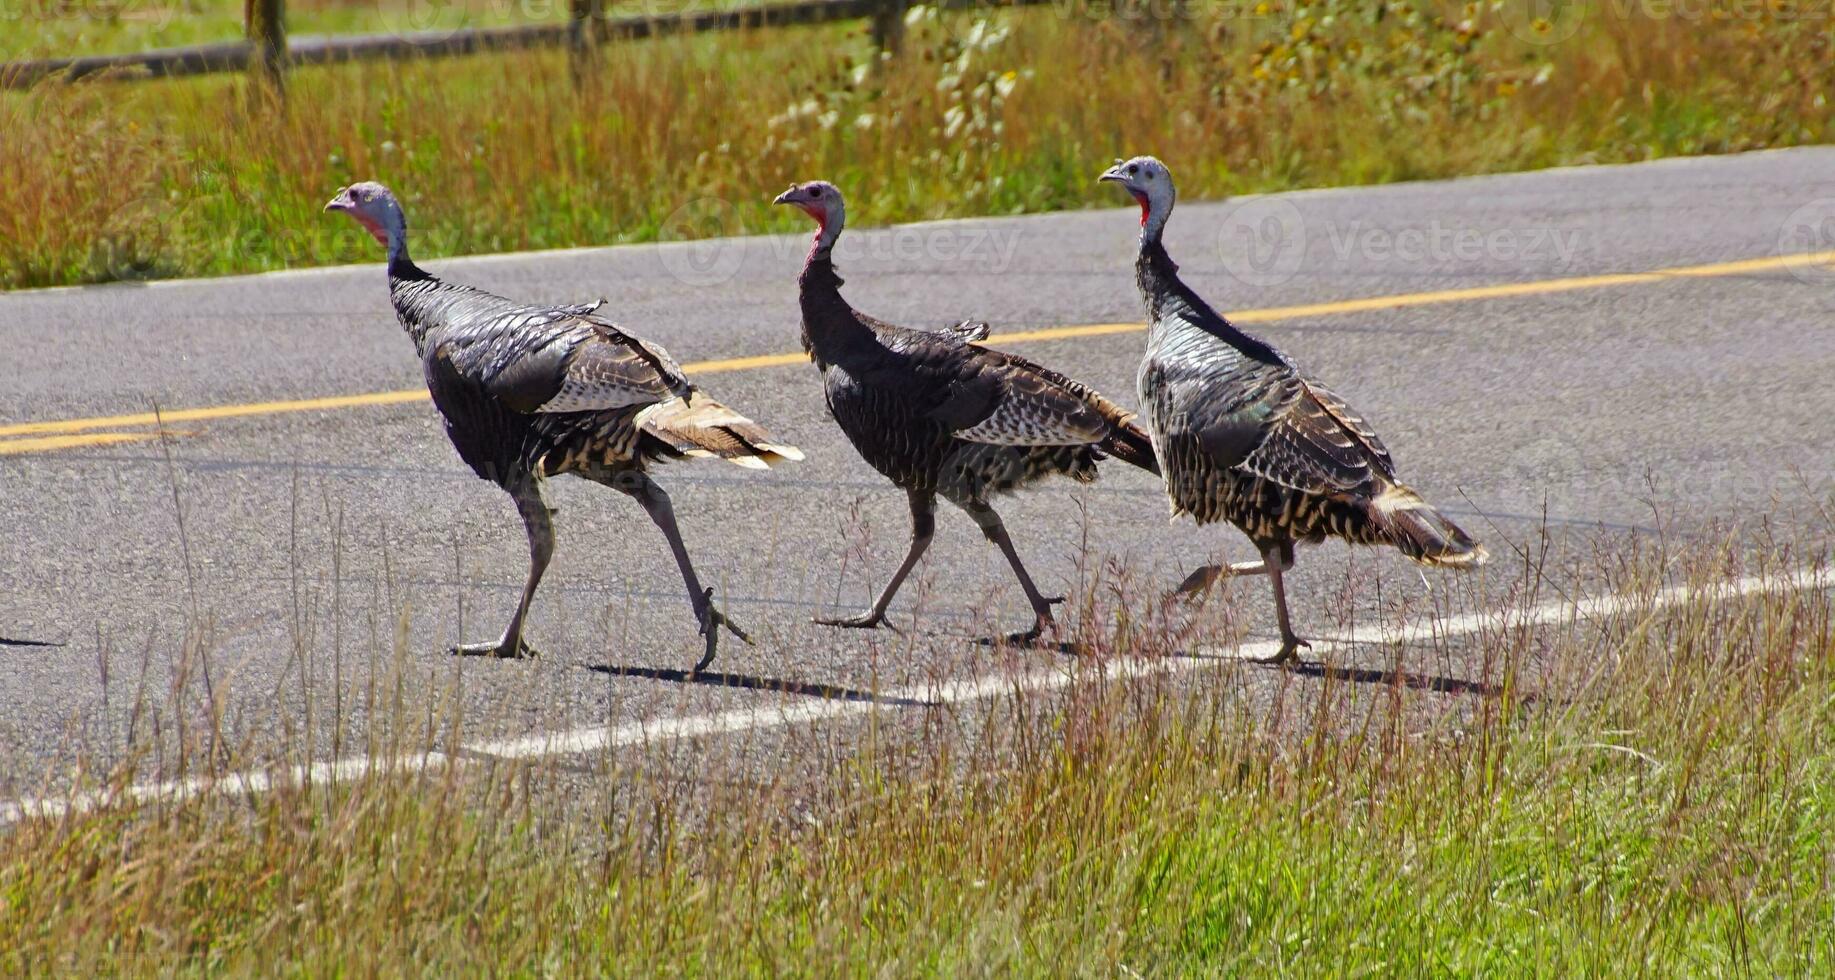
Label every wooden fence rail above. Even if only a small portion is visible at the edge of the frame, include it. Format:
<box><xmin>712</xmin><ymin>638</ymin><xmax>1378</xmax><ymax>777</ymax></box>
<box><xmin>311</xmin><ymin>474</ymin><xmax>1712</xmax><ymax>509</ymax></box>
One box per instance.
<box><xmin>0</xmin><ymin>0</ymin><xmax>1050</xmax><ymax>92</ymax></box>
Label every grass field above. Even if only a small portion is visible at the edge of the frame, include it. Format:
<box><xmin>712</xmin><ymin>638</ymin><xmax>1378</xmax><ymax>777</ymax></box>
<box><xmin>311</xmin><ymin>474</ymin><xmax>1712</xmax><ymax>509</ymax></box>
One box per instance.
<box><xmin>8</xmin><ymin>5</ymin><xmax>1834</xmax><ymax>971</ymax></box>
<box><xmin>0</xmin><ymin>527</ymin><xmax>1829</xmax><ymax>972</ymax></box>
<box><xmin>0</xmin><ymin>0</ymin><xmax>738</xmax><ymax>62</ymax></box>
<box><xmin>4</xmin><ymin>0</ymin><xmax>1833</xmax><ymax>289</ymax></box>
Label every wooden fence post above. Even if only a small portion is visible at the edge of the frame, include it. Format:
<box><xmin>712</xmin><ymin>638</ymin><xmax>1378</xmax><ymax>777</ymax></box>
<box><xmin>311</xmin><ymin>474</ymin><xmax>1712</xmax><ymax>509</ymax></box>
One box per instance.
<box><xmin>569</xmin><ymin>0</ymin><xmax>604</xmax><ymax>88</ymax></box>
<box><xmin>870</xmin><ymin>0</ymin><xmax>908</xmax><ymax>56</ymax></box>
<box><xmin>245</xmin><ymin>0</ymin><xmax>287</xmax><ymax>98</ymax></box>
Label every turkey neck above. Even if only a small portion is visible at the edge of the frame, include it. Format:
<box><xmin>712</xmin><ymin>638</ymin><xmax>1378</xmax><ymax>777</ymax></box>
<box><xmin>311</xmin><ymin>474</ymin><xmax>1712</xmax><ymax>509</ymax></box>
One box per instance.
<box><xmin>795</xmin><ymin>220</ymin><xmax>873</xmax><ymax>367</ymax></box>
<box><xmin>1135</xmin><ymin>232</ymin><xmax>1286</xmax><ymax>367</ymax></box>
<box><xmin>385</xmin><ymin>242</ymin><xmax>517</xmax><ymax>359</ymax></box>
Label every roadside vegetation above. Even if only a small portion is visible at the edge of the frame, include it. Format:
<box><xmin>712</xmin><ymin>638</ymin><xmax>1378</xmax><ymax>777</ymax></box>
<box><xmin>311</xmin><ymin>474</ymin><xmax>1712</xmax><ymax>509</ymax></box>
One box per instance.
<box><xmin>4</xmin><ymin>0</ymin><xmax>1833</xmax><ymax>289</ymax></box>
<box><xmin>0</xmin><ymin>524</ymin><xmax>1829</xmax><ymax>972</ymax></box>
<box><xmin>0</xmin><ymin>0</ymin><xmax>779</xmax><ymax>62</ymax></box>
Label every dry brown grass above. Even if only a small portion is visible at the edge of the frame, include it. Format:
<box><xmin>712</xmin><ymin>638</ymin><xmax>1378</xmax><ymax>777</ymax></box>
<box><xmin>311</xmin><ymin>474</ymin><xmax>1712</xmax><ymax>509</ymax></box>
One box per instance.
<box><xmin>2</xmin><ymin>1</ymin><xmax>1831</xmax><ymax>289</ymax></box>
<box><xmin>0</xmin><ymin>514</ymin><xmax>1830</xmax><ymax>972</ymax></box>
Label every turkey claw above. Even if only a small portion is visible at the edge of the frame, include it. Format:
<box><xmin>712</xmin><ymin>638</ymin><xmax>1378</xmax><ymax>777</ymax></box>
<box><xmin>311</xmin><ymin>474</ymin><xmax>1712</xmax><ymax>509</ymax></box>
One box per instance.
<box><xmin>692</xmin><ymin>587</ymin><xmax>751</xmax><ymax>674</ymax></box>
<box><xmin>1252</xmin><ymin>636</ymin><xmax>1310</xmax><ymax>667</ymax></box>
<box><xmin>995</xmin><ymin>608</ymin><xmax>1061</xmax><ymax>647</ymax></box>
<box><xmin>452</xmin><ymin>637</ymin><xmax>538</xmax><ymax>660</ymax></box>
<box><xmin>813</xmin><ymin>611</ymin><xmax>901</xmax><ymax>633</ymax></box>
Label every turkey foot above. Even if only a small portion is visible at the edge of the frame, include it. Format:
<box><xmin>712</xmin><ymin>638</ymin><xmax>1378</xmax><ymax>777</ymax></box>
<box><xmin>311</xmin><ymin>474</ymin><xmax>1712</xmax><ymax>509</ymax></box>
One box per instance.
<box><xmin>814</xmin><ymin>611</ymin><xmax>891</xmax><ymax>630</ymax></box>
<box><xmin>452</xmin><ymin>637</ymin><xmax>538</xmax><ymax>660</ymax></box>
<box><xmin>1171</xmin><ymin>560</ymin><xmax>1268</xmax><ymax>601</ymax></box>
<box><xmin>692</xmin><ymin>587</ymin><xmax>752</xmax><ymax>674</ymax></box>
<box><xmin>994</xmin><ymin>596</ymin><xmax>1065</xmax><ymax>646</ymax></box>
<box><xmin>1251</xmin><ymin>636</ymin><xmax>1309</xmax><ymax>667</ymax></box>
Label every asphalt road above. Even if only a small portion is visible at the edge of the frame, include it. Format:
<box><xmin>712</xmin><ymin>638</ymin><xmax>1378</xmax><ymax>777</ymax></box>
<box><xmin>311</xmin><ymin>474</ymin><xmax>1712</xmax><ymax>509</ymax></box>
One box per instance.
<box><xmin>2</xmin><ymin>148</ymin><xmax>1833</xmax><ymax>803</ymax></box>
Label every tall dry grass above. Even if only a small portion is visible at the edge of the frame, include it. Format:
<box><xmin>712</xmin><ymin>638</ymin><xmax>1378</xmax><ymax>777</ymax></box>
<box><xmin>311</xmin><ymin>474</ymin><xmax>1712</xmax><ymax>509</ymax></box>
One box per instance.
<box><xmin>3</xmin><ymin>1</ymin><xmax>1831</xmax><ymax>289</ymax></box>
<box><xmin>0</xmin><ymin>514</ymin><xmax>1829</xmax><ymax>972</ymax></box>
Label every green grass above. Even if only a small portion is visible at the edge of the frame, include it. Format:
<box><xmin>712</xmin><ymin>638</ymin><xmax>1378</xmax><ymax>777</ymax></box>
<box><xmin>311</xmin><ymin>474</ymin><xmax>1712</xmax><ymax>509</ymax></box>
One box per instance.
<box><xmin>0</xmin><ymin>0</ymin><xmax>757</xmax><ymax>61</ymax></box>
<box><xmin>1</xmin><ymin>533</ymin><xmax>1830</xmax><ymax>973</ymax></box>
<box><xmin>3</xmin><ymin>1</ymin><xmax>1831</xmax><ymax>290</ymax></box>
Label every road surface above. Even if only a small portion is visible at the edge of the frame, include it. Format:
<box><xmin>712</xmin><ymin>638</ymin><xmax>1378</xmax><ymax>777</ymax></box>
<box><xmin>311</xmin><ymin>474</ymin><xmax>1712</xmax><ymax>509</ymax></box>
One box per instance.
<box><xmin>2</xmin><ymin>148</ymin><xmax>1832</xmax><ymax>806</ymax></box>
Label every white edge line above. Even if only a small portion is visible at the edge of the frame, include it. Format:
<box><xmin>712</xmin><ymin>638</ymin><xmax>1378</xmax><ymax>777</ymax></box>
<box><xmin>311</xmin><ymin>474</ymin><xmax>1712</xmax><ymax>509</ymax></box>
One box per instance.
<box><xmin>1</xmin><ymin>568</ymin><xmax>1824</xmax><ymax>824</ymax></box>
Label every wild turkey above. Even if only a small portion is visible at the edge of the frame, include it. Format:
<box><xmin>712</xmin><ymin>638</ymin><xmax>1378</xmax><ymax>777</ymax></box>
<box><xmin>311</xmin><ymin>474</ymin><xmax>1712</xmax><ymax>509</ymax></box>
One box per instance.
<box><xmin>324</xmin><ymin>181</ymin><xmax>801</xmax><ymax>671</ymax></box>
<box><xmin>773</xmin><ymin>181</ymin><xmax>1158</xmax><ymax>641</ymax></box>
<box><xmin>1099</xmin><ymin>157</ymin><xmax>1486</xmax><ymax>664</ymax></box>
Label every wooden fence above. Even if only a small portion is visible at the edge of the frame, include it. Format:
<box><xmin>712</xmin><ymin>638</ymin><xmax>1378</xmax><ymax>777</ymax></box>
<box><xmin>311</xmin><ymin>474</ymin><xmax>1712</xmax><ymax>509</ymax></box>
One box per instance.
<box><xmin>0</xmin><ymin>0</ymin><xmax>1049</xmax><ymax>93</ymax></box>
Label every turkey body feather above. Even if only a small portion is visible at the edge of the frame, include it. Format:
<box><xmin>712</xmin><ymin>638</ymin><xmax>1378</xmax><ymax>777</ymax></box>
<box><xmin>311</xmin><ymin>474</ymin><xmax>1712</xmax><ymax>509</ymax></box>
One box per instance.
<box><xmin>324</xmin><ymin>178</ymin><xmax>795</xmax><ymax>670</ymax></box>
<box><xmin>394</xmin><ymin>272</ymin><xmax>795</xmax><ymax>486</ymax></box>
<box><xmin>1136</xmin><ymin>241</ymin><xmax>1477</xmax><ymax>566</ymax></box>
<box><xmin>779</xmin><ymin>184</ymin><xmax>1158</xmax><ymax>642</ymax></box>
<box><xmin>1099</xmin><ymin>154</ymin><xmax>1483</xmax><ymax>665</ymax></box>
<box><xmin>800</xmin><ymin>259</ymin><xmax>1156</xmax><ymax>504</ymax></box>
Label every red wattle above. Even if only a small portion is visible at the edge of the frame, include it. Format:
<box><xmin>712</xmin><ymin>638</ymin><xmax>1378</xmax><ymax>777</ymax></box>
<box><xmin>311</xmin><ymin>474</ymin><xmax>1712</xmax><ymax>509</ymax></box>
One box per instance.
<box><xmin>1130</xmin><ymin>190</ymin><xmax>1150</xmax><ymax>227</ymax></box>
<box><xmin>803</xmin><ymin>204</ymin><xmax>832</xmax><ymax>262</ymax></box>
<box><xmin>804</xmin><ymin>205</ymin><xmax>831</xmax><ymax>254</ymax></box>
<box><xmin>355</xmin><ymin>213</ymin><xmax>389</xmax><ymax>247</ymax></box>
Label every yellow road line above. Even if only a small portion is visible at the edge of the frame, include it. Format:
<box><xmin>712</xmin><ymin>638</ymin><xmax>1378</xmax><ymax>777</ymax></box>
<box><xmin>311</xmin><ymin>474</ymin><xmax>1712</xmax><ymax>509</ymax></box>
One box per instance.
<box><xmin>684</xmin><ymin>351</ymin><xmax>810</xmax><ymax>374</ymax></box>
<box><xmin>0</xmin><ymin>432</ymin><xmax>167</xmax><ymax>455</ymax></box>
<box><xmin>0</xmin><ymin>358</ymin><xmax>808</xmax><ymax>440</ymax></box>
<box><xmin>0</xmin><ymin>391</ymin><xmax>430</xmax><ymax>439</ymax></box>
<box><xmin>988</xmin><ymin>249</ymin><xmax>1835</xmax><ymax>342</ymax></box>
<box><xmin>4</xmin><ymin>248</ymin><xmax>1829</xmax><ymax>445</ymax></box>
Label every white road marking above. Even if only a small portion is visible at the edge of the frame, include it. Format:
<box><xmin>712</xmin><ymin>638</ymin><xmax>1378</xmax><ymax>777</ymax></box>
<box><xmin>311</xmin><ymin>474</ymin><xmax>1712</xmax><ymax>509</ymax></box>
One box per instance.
<box><xmin>1</xmin><ymin>568</ymin><xmax>1824</xmax><ymax>823</ymax></box>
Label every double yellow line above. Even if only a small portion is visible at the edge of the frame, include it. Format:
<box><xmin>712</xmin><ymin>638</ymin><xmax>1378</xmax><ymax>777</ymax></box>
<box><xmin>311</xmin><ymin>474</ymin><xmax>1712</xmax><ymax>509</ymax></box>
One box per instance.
<box><xmin>4</xmin><ymin>249</ymin><xmax>1830</xmax><ymax>457</ymax></box>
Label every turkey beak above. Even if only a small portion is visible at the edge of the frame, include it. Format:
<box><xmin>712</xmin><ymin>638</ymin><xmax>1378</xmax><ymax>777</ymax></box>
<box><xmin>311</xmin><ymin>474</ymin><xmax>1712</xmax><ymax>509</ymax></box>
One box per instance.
<box><xmin>1098</xmin><ymin>167</ymin><xmax>1126</xmax><ymax>185</ymax></box>
<box><xmin>324</xmin><ymin>190</ymin><xmax>351</xmax><ymax>213</ymax></box>
<box><xmin>771</xmin><ymin>189</ymin><xmax>796</xmax><ymax>206</ymax></box>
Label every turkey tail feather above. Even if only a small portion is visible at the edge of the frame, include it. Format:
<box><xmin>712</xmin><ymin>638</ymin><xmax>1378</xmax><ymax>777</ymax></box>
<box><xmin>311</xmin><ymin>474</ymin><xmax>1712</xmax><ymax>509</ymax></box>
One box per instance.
<box><xmin>1104</xmin><ymin>419</ymin><xmax>1160</xmax><ymax>477</ymax></box>
<box><xmin>1367</xmin><ymin>484</ymin><xmax>1486</xmax><ymax>568</ymax></box>
<box><xmin>638</xmin><ymin>392</ymin><xmax>804</xmax><ymax>469</ymax></box>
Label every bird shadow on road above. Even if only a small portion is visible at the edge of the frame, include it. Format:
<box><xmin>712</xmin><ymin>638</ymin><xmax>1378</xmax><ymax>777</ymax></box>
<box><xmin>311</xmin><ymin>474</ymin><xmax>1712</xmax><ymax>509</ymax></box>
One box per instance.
<box><xmin>1172</xmin><ymin>643</ymin><xmax>1504</xmax><ymax>697</ymax></box>
<box><xmin>962</xmin><ymin>632</ymin><xmax>1502</xmax><ymax>695</ymax></box>
<box><xmin>1280</xmin><ymin>660</ymin><xmax>1504</xmax><ymax>697</ymax></box>
<box><xmin>587</xmin><ymin>664</ymin><xmax>941</xmax><ymax>708</ymax></box>
<box><xmin>971</xmin><ymin>635</ymin><xmax>1083</xmax><ymax>656</ymax></box>
<box><xmin>0</xmin><ymin>637</ymin><xmax>64</xmax><ymax>649</ymax></box>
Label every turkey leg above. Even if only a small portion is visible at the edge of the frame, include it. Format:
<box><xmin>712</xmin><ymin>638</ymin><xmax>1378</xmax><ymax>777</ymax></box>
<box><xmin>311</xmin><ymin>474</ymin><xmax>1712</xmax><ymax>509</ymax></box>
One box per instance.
<box><xmin>454</xmin><ymin>478</ymin><xmax>551</xmax><ymax>660</ymax></box>
<box><xmin>816</xmin><ymin>489</ymin><xmax>934</xmax><ymax>630</ymax></box>
<box><xmin>618</xmin><ymin>472</ymin><xmax>751</xmax><ymax>673</ymax></box>
<box><xmin>1253</xmin><ymin>542</ymin><xmax>1310</xmax><ymax>666</ymax></box>
<box><xmin>962</xmin><ymin>499</ymin><xmax>1064</xmax><ymax>644</ymax></box>
<box><xmin>1172</xmin><ymin>558</ymin><xmax>1271</xmax><ymax>600</ymax></box>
